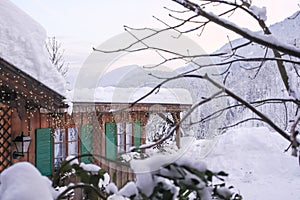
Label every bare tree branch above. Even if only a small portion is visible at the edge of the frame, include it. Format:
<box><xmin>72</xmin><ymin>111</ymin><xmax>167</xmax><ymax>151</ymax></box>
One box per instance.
<box><xmin>219</xmin><ymin>117</ymin><xmax>263</xmax><ymax>130</ymax></box>
<box><xmin>171</xmin><ymin>0</ymin><xmax>300</xmax><ymax>58</ymax></box>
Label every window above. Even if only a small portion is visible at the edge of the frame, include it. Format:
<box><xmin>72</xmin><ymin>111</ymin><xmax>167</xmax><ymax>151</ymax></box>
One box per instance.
<box><xmin>54</xmin><ymin>128</ymin><xmax>79</xmax><ymax>169</ymax></box>
<box><xmin>125</xmin><ymin>122</ymin><xmax>133</xmax><ymax>151</ymax></box>
<box><xmin>117</xmin><ymin>122</ymin><xmax>133</xmax><ymax>153</ymax></box>
<box><xmin>68</xmin><ymin>127</ymin><xmax>78</xmax><ymax>156</ymax></box>
<box><xmin>117</xmin><ymin>122</ymin><xmax>125</xmax><ymax>153</ymax></box>
<box><xmin>105</xmin><ymin>121</ymin><xmax>141</xmax><ymax>160</ymax></box>
<box><xmin>36</xmin><ymin>126</ymin><xmax>89</xmax><ymax>175</ymax></box>
<box><xmin>54</xmin><ymin>129</ymin><xmax>65</xmax><ymax>169</ymax></box>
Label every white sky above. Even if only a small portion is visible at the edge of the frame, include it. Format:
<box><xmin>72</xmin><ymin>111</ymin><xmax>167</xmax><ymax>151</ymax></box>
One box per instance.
<box><xmin>9</xmin><ymin>0</ymin><xmax>300</xmax><ymax>82</ymax></box>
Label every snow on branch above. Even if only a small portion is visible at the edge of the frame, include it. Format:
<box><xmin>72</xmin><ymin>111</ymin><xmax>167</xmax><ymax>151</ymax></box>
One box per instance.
<box><xmin>249</xmin><ymin>5</ymin><xmax>267</xmax><ymax>21</ymax></box>
<box><xmin>171</xmin><ymin>0</ymin><xmax>300</xmax><ymax>58</ymax></box>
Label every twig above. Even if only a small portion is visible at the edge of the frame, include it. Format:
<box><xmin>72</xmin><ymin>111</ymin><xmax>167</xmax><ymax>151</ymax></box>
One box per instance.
<box><xmin>219</xmin><ymin>117</ymin><xmax>263</xmax><ymax>130</ymax></box>
<box><xmin>130</xmin><ymin>90</ymin><xmax>223</xmax><ymax>151</ymax></box>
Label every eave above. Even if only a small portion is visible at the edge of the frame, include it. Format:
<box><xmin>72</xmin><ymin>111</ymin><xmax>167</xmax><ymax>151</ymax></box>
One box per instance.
<box><xmin>0</xmin><ymin>57</ymin><xmax>66</xmax><ymax>111</ymax></box>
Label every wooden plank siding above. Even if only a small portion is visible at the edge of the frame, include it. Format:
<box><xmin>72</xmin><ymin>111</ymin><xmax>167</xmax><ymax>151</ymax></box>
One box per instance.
<box><xmin>1</xmin><ymin>51</ymin><xmax>191</xmax><ymax>189</ymax></box>
<box><xmin>0</xmin><ymin>57</ymin><xmax>68</xmax><ymax>174</ymax></box>
<box><xmin>71</xmin><ymin>102</ymin><xmax>191</xmax><ymax>187</ymax></box>
<box><xmin>1</xmin><ymin>100</ymin><xmax>190</xmax><ymax>186</ymax></box>
<box><xmin>0</xmin><ymin>100</ymin><xmax>68</xmax><ymax>171</ymax></box>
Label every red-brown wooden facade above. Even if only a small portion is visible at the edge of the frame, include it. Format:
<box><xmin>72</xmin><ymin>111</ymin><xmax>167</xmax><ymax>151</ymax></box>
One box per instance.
<box><xmin>0</xmin><ymin>58</ymin><xmax>66</xmax><ymax>172</ymax></box>
<box><xmin>0</xmin><ymin>57</ymin><xmax>191</xmax><ymax>188</ymax></box>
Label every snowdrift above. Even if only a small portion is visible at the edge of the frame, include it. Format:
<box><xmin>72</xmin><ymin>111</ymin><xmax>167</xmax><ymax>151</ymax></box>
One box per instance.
<box><xmin>185</xmin><ymin>127</ymin><xmax>300</xmax><ymax>199</ymax></box>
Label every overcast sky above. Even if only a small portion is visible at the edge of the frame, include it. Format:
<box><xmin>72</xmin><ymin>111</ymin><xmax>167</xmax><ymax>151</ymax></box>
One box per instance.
<box><xmin>9</xmin><ymin>0</ymin><xmax>300</xmax><ymax>83</ymax></box>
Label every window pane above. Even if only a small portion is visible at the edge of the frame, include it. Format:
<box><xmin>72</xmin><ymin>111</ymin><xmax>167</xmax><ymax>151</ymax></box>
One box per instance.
<box><xmin>54</xmin><ymin>129</ymin><xmax>65</xmax><ymax>170</ymax></box>
<box><xmin>117</xmin><ymin>123</ymin><xmax>125</xmax><ymax>153</ymax></box>
<box><xmin>54</xmin><ymin>129</ymin><xmax>64</xmax><ymax>142</ymax></box>
<box><xmin>68</xmin><ymin>127</ymin><xmax>78</xmax><ymax>156</ymax></box>
<box><xmin>117</xmin><ymin>122</ymin><xmax>125</xmax><ymax>134</ymax></box>
<box><xmin>126</xmin><ymin>122</ymin><xmax>133</xmax><ymax>151</ymax></box>
<box><xmin>54</xmin><ymin>129</ymin><xmax>65</xmax><ymax>157</ymax></box>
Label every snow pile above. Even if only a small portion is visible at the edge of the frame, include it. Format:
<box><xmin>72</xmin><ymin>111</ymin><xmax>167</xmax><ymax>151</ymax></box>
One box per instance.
<box><xmin>185</xmin><ymin>127</ymin><xmax>300</xmax><ymax>199</ymax></box>
<box><xmin>0</xmin><ymin>162</ymin><xmax>53</xmax><ymax>200</ymax></box>
<box><xmin>118</xmin><ymin>182</ymin><xmax>139</xmax><ymax>198</ymax></box>
<box><xmin>127</xmin><ymin>155</ymin><xmax>213</xmax><ymax>199</ymax></box>
<box><xmin>0</xmin><ymin>0</ymin><xmax>65</xmax><ymax>95</ymax></box>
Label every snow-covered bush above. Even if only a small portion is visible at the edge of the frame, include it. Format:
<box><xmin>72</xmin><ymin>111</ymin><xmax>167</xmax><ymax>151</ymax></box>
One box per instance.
<box><xmin>0</xmin><ymin>157</ymin><xmax>241</xmax><ymax>200</ymax></box>
<box><xmin>55</xmin><ymin>156</ymin><xmax>242</xmax><ymax>199</ymax></box>
<box><xmin>114</xmin><ymin>157</ymin><xmax>242</xmax><ymax>200</ymax></box>
<box><xmin>52</xmin><ymin>156</ymin><xmax>109</xmax><ymax>200</ymax></box>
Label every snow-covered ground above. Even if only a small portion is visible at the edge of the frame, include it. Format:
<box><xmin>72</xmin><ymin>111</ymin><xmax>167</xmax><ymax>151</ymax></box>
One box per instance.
<box><xmin>1</xmin><ymin>127</ymin><xmax>299</xmax><ymax>199</ymax></box>
<box><xmin>184</xmin><ymin>127</ymin><xmax>300</xmax><ymax>199</ymax></box>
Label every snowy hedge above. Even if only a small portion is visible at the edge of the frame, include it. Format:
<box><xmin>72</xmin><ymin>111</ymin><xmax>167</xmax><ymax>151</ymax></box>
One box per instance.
<box><xmin>0</xmin><ymin>157</ymin><xmax>242</xmax><ymax>200</ymax></box>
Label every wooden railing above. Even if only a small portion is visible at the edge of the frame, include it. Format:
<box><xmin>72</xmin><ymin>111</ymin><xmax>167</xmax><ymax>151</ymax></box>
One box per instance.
<box><xmin>94</xmin><ymin>157</ymin><xmax>134</xmax><ymax>188</ymax></box>
<box><xmin>53</xmin><ymin>154</ymin><xmax>136</xmax><ymax>199</ymax></box>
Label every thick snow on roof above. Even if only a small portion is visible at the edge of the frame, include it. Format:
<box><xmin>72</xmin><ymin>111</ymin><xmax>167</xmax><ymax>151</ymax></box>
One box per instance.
<box><xmin>71</xmin><ymin>86</ymin><xmax>193</xmax><ymax>105</ymax></box>
<box><xmin>0</xmin><ymin>0</ymin><xmax>65</xmax><ymax>95</ymax></box>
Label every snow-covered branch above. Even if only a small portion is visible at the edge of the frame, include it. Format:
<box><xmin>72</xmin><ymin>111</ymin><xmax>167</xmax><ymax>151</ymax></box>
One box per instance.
<box><xmin>171</xmin><ymin>0</ymin><xmax>300</xmax><ymax>58</ymax></box>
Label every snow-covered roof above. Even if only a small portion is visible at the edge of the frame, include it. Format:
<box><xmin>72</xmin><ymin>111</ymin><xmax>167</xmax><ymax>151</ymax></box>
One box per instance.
<box><xmin>70</xmin><ymin>86</ymin><xmax>193</xmax><ymax>105</ymax></box>
<box><xmin>0</xmin><ymin>0</ymin><xmax>65</xmax><ymax>96</ymax></box>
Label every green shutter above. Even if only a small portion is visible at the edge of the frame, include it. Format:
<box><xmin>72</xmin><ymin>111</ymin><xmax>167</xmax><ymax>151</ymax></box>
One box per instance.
<box><xmin>36</xmin><ymin>128</ymin><xmax>53</xmax><ymax>176</ymax></box>
<box><xmin>134</xmin><ymin>120</ymin><xmax>142</xmax><ymax>148</ymax></box>
<box><xmin>80</xmin><ymin>125</ymin><xmax>93</xmax><ymax>164</ymax></box>
<box><xmin>105</xmin><ymin>122</ymin><xmax>116</xmax><ymax>160</ymax></box>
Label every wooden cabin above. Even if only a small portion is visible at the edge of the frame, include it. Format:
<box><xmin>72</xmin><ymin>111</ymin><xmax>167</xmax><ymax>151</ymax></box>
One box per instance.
<box><xmin>0</xmin><ymin>57</ymin><xmax>192</xmax><ymax>185</ymax></box>
<box><xmin>70</xmin><ymin>87</ymin><xmax>192</xmax><ymax>186</ymax></box>
<box><xmin>71</xmin><ymin>102</ymin><xmax>191</xmax><ymax>159</ymax></box>
<box><xmin>0</xmin><ymin>59</ymin><xmax>192</xmax><ymax>189</ymax></box>
<box><xmin>0</xmin><ymin>0</ymin><xmax>193</xmax><ymax>190</ymax></box>
<box><xmin>0</xmin><ymin>57</ymin><xmax>66</xmax><ymax>174</ymax></box>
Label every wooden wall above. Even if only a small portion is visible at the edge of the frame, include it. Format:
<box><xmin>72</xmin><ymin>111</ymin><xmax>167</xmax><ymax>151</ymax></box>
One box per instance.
<box><xmin>0</xmin><ymin>102</ymin><xmax>68</xmax><ymax>171</ymax></box>
<box><xmin>1</xmin><ymin>101</ymin><xmax>189</xmax><ymax>187</ymax></box>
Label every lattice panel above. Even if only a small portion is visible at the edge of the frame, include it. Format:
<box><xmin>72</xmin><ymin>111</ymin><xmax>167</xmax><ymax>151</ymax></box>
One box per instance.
<box><xmin>0</xmin><ymin>105</ymin><xmax>12</xmax><ymax>172</ymax></box>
